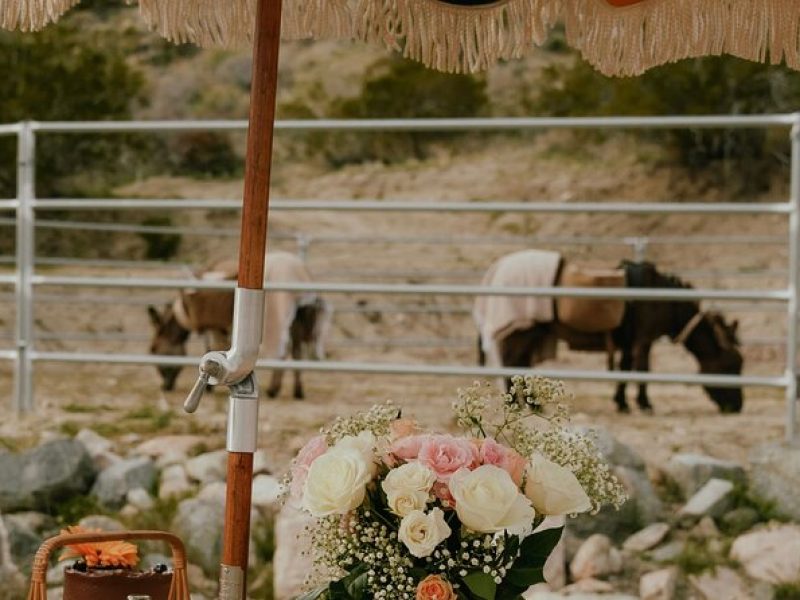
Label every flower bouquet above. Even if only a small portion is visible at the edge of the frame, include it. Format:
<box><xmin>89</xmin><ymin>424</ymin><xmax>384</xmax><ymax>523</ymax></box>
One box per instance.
<box><xmin>289</xmin><ymin>376</ymin><xmax>626</xmax><ymax>600</ymax></box>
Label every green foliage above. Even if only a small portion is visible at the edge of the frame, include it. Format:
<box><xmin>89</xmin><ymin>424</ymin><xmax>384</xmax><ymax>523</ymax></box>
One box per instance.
<box><xmin>122</xmin><ymin>494</ymin><xmax>187</xmax><ymax>532</ymax></box>
<box><xmin>775</xmin><ymin>582</ymin><xmax>800</xmax><ymax>600</ymax></box>
<box><xmin>0</xmin><ymin>22</ymin><xmax>149</xmax><ymax>198</ymax></box>
<box><xmin>532</xmin><ymin>55</ymin><xmax>800</xmax><ymax>195</ymax></box>
<box><xmin>53</xmin><ymin>494</ymin><xmax>106</xmax><ymax>525</ymax></box>
<box><xmin>324</xmin><ymin>58</ymin><xmax>489</xmax><ymax>165</ymax></box>
<box><xmin>169</xmin><ymin>131</ymin><xmax>241</xmax><ymax>177</ymax></box>
<box><xmin>139</xmin><ymin>215</ymin><xmax>182</xmax><ymax>260</ymax></box>
<box><xmin>668</xmin><ymin>539</ymin><xmax>728</xmax><ymax>575</ymax></box>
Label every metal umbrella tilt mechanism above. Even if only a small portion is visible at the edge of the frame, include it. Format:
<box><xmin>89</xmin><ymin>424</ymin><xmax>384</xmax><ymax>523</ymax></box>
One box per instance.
<box><xmin>3</xmin><ymin>0</ymin><xmax>800</xmax><ymax>598</ymax></box>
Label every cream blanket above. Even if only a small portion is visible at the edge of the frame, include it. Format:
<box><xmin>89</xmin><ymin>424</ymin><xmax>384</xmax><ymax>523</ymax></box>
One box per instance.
<box><xmin>176</xmin><ymin>252</ymin><xmax>326</xmax><ymax>359</ymax></box>
<box><xmin>473</xmin><ymin>249</ymin><xmax>561</xmax><ymax>366</ymax></box>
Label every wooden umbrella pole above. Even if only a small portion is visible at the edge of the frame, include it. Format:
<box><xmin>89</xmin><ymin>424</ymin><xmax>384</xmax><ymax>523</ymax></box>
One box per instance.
<box><xmin>221</xmin><ymin>0</ymin><xmax>282</xmax><ymax>597</ymax></box>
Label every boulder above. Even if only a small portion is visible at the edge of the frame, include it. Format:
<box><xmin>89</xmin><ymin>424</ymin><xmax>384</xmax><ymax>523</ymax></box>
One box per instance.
<box><xmin>251</xmin><ymin>475</ymin><xmax>283</xmax><ymax>512</ymax></box>
<box><xmin>690</xmin><ymin>516</ymin><xmax>720</xmax><ymax>539</ymax></box>
<box><xmin>4</xmin><ymin>513</ymin><xmax>41</xmax><ymax>572</ymax></box>
<box><xmin>0</xmin><ymin>440</ymin><xmax>96</xmax><ymax>512</ymax></box>
<box><xmin>679</xmin><ymin>478</ymin><xmax>734</xmax><ymax>519</ymax></box>
<box><xmin>185</xmin><ymin>450</ymin><xmax>227</xmax><ymax>485</ymax></box>
<box><xmin>570</xmin><ymin>534</ymin><xmax>622</xmax><ymax>581</ymax></box>
<box><xmin>648</xmin><ymin>540</ymin><xmax>685</xmax><ymax>563</ymax></box>
<box><xmin>253</xmin><ymin>449</ymin><xmax>273</xmax><ymax>476</ymax></box>
<box><xmin>159</xmin><ymin>464</ymin><xmax>193</xmax><ymax>500</ymax></box>
<box><xmin>689</xmin><ymin>567</ymin><xmax>750</xmax><ymax>600</ymax></box>
<box><xmin>639</xmin><ymin>567</ymin><xmax>677</xmax><ymax>600</ymax></box>
<box><xmin>126</xmin><ymin>487</ymin><xmax>155</xmax><ymax>511</ymax></box>
<box><xmin>75</xmin><ymin>429</ymin><xmax>120</xmax><ymax>470</ymax></box>
<box><xmin>78</xmin><ymin>515</ymin><xmax>125</xmax><ymax>531</ymax></box>
<box><xmin>623</xmin><ymin>523</ymin><xmax>670</xmax><ymax>553</ymax></box>
<box><xmin>560</xmin><ymin>578</ymin><xmax>614</xmax><ymax>594</ymax></box>
<box><xmin>665</xmin><ymin>454</ymin><xmax>745</xmax><ymax>498</ymax></box>
<box><xmin>92</xmin><ymin>456</ymin><xmax>157</xmax><ymax>509</ymax></box>
<box><xmin>748</xmin><ymin>442</ymin><xmax>800</xmax><ymax>521</ymax></box>
<box><xmin>577</xmin><ymin>427</ymin><xmax>645</xmax><ymax>470</ymax></box>
<box><xmin>135</xmin><ymin>435</ymin><xmax>206</xmax><ymax>460</ymax></box>
<box><xmin>730</xmin><ymin>524</ymin><xmax>800</xmax><ymax>585</ymax></box>
<box><xmin>273</xmin><ymin>503</ymin><xmax>315</xmax><ymax>599</ymax></box>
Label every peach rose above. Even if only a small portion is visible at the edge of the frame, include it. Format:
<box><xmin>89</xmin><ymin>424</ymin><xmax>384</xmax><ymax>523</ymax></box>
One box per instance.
<box><xmin>418</xmin><ymin>435</ymin><xmax>479</xmax><ymax>482</ymax></box>
<box><xmin>290</xmin><ymin>435</ymin><xmax>328</xmax><ymax>501</ymax></box>
<box><xmin>479</xmin><ymin>438</ymin><xmax>526</xmax><ymax>486</ymax></box>
<box><xmin>390</xmin><ymin>418</ymin><xmax>420</xmax><ymax>440</ymax></box>
<box><xmin>416</xmin><ymin>575</ymin><xmax>456</xmax><ymax>600</ymax></box>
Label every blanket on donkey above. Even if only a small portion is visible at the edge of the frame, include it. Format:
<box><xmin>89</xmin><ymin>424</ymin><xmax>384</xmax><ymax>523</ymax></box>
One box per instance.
<box><xmin>175</xmin><ymin>252</ymin><xmax>320</xmax><ymax>358</ymax></box>
<box><xmin>473</xmin><ymin>249</ymin><xmax>561</xmax><ymax>366</ymax></box>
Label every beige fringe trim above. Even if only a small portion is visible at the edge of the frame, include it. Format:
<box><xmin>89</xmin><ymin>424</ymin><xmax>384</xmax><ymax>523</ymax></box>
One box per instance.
<box><xmin>355</xmin><ymin>0</ymin><xmax>557</xmax><ymax>73</ymax></box>
<box><xmin>564</xmin><ymin>0</ymin><xmax>800</xmax><ymax>76</ymax></box>
<box><xmin>2</xmin><ymin>0</ymin><xmax>800</xmax><ymax>75</ymax></box>
<box><xmin>0</xmin><ymin>0</ymin><xmax>79</xmax><ymax>31</ymax></box>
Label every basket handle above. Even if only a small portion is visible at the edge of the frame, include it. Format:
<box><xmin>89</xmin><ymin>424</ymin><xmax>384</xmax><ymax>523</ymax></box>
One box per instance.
<box><xmin>27</xmin><ymin>530</ymin><xmax>191</xmax><ymax>600</ymax></box>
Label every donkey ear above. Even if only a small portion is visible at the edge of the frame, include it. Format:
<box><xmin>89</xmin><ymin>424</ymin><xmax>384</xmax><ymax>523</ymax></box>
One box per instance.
<box><xmin>731</xmin><ymin>319</ymin><xmax>739</xmax><ymax>334</ymax></box>
<box><xmin>147</xmin><ymin>306</ymin><xmax>162</xmax><ymax>327</ymax></box>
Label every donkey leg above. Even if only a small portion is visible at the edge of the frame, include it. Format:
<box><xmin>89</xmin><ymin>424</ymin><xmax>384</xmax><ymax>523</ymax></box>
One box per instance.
<box><xmin>633</xmin><ymin>342</ymin><xmax>654</xmax><ymax>413</ymax></box>
<box><xmin>267</xmin><ymin>369</ymin><xmax>283</xmax><ymax>398</ymax></box>
<box><xmin>614</xmin><ymin>349</ymin><xmax>632</xmax><ymax>413</ymax></box>
<box><xmin>292</xmin><ymin>343</ymin><xmax>304</xmax><ymax>400</ymax></box>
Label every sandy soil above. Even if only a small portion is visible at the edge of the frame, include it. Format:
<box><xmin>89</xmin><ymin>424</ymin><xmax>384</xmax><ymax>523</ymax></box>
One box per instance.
<box><xmin>0</xmin><ymin>133</ymin><xmax>793</xmax><ymax>474</ymax></box>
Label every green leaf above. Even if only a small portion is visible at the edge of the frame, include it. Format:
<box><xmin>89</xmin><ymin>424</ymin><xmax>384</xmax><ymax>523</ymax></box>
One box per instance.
<box><xmin>505</xmin><ymin>566</ymin><xmax>545</xmax><ymax>588</ymax></box>
<box><xmin>514</xmin><ymin>526</ymin><xmax>564</xmax><ymax>569</ymax></box>
<box><xmin>295</xmin><ymin>586</ymin><xmax>328</xmax><ymax>600</ymax></box>
<box><xmin>462</xmin><ymin>571</ymin><xmax>497</xmax><ymax>600</ymax></box>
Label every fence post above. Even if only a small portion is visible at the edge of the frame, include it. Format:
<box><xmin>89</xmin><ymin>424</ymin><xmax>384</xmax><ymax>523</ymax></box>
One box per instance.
<box><xmin>786</xmin><ymin>115</ymin><xmax>800</xmax><ymax>444</ymax></box>
<box><xmin>13</xmin><ymin>122</ymin><xmax>35</xmax><ymax>413</ymax></box>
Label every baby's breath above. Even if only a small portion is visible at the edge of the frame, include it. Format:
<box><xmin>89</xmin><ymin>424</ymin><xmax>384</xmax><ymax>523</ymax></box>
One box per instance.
<box><xmin>322</xmin><ymin>401</ymin><xmax>401</xmax><ymax>444</ymax></box>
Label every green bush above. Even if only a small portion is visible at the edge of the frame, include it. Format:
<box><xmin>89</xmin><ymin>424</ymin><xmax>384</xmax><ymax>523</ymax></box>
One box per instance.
<box><xmin>0</xmin><ymin>22</ymin><xmax>150</xmax><ymax>199</ymax></box>
<box><xmin>139</xmin><ymin>216</ymin><xmax>183</xmax><ymax>260</ymax></box>
<box><xmin>170</xmin><ymin>131</ymin><xmax>241</xmax><ymax>177</ymax></box>
<box><xmin>531</xmin><ymin>55</ymin><xmax>800</xmax><ymax>195</ymax></box>
<box><xmin>325</xmin><ymin>57</ymin><xmax>489</xmax><ymax>165</ymax></box>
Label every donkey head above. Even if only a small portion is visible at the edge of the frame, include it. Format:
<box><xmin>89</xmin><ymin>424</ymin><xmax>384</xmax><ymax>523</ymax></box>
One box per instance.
<box><xmin>147</xmin><ymin>303</ymin><xmax>190</xmax><ymax>391</ymax></box>
<box><xmin>696</xmin><ymin>312</ymin><xmax>743</xmax><ymax>413</ymax></box>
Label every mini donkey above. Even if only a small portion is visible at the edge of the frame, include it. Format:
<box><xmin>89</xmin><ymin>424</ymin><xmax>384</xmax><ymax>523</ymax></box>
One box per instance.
<box><xmin>148</xmin><ymin>252</ymin><xmax>329</xmax><ymax>398</ymax></box>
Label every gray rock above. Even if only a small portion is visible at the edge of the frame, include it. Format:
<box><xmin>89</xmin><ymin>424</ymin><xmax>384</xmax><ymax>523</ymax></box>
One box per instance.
<box><xmin>570</xmin><ymin>534</ymin><xmax>623</xmax><ymax>580</ymax></box>
<box><xmin>730</xmin><ymin>524</ymin><xmax>800</xmax><ymax>585</ymax></box>
<box><xmin>251</xmin><ymin>474</ymin><xmax>283</xmax><ymax>512</ymax></box>
<box><xmin>649</xmin><ymin>540</ymin><xmax>685</xmax><ymax>563</ymax></box>
<box><xmin>679</xmin><ymin>478</ymin><xmax>734</xmax><ymax>519</ymax></box>
<box><xmin>721</xmin><ymin>507</ymin><xmax>759</xmax><ymax>535</ymax></box>
<box><xmin>665</xmin><ymin>454</ymin><xmax>745</xmax><ymax>498</ymax></box>
<box><xmin>640</xmin><ymin>567</ymin><xmax>678</xmax><ymax>600</ymax></box>
<box><xmin>576</xmin><ymin>427</ymin><xmax>645</xmax><ymax>470</ymax></box>
<box><xmin>47</xmin><ymin>562</ymin><xmax>65</xmax><ymax>585</ymax></box>
<box><xmin>172</xmin><ymin>497</ymin><xmax>224</xmax><ymax>575</ymax></box>
<box><xmin>75</xmin><ymin>429</ymin><xmax>120</xmax><ymax>470</ymax></box>
<box><xmin>0</xmin><ymin>440</ymin><xmax>96</xmax><ymax>512</ymax></box>
<box><xmin>5</xmin><ymin>511</ymin><xmax>54</xmax><ymax>535</ymax></box>
<box><xmin>78</xmin><ymin>515</ymin><xmax>125</xmax><ymax>531</ymax></box>
<box><xmin>159</xmin><ymin>464</ymin><xmax>193</xmax><ymax>500</ymax></box>
<box><xmin>126</xmin><ymin>487</ymin><xmax>155</xmax><ymax>511</ymax></box>
<box><xmin>623</xmin><ymin>523</ymin><xmax>670</xmax><ymax>553</ymax></box>
<box><xmin>92</xmin><ymin>456</ymin><xmax>157</xmax><ymax>509</ymax></box>
<box><xmin>185</xmin><ymin>450</ymin><xmax>227</xmax><ymax>485</ymax></box>
<box><xmin>135</xmin><ymin>435</ymin><xmax>206</xmax><ymax>459</ymax></box>
<box><xmin>749</xmin><ymin>442</ymin><xmax>800</xmax><ymax>521</ymax></box>
<box><xmin>4</xmin><ymin>513</ymin><xmax>41</xmax><ymax>572</ymax></box>
<box><xmin>0</xmin><ymin>510</ymin><xmax>25</xmax><ymax>597</ymax></box>
<box><xmin>690</xmin><ymin>567</ymin><xmax>750</xmax><ymax>600</ymax></box>
<box><xmin>273</xmin><ymin>503</ymin><xmax>316</xmax><ymax>600</ymax></box>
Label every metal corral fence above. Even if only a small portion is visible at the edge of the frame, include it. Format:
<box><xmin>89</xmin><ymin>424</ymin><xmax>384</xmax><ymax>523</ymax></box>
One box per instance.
<box><xmin>0</xmin><ymin>116</ymin><xmax>798</xmax><ymax>442</ymax></box>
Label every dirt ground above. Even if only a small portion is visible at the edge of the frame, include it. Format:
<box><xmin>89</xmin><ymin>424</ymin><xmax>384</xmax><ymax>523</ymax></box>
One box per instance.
<box><xmin>0</xmin><ymin>132</ymin><xmax>794</xmax><ymax>474</ymax></box>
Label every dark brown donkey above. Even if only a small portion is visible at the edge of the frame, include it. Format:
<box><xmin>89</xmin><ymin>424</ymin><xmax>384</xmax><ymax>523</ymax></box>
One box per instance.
<box><xmin>480</xmin><ymin>260</ymin><xmax>744</xmax><ymax>414</ymax></box>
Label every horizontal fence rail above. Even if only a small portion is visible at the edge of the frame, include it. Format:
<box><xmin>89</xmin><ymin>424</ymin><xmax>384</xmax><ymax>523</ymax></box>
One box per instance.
<box><xmin>26</xmin><ymin>351</ymin><xmax>788</xmax><ymax>389</ymax></box>
<box><xmin>1</xmin><ymin>116</ymin><xmax>798</xmax><ymax>443</ymax></box>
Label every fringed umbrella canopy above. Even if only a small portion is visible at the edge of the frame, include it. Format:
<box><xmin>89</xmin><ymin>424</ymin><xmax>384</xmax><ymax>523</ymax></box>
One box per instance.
<box><xmin>2</xmin><ymin>0</ymin><xmax>800</xmax><ymax>74</ymax></box>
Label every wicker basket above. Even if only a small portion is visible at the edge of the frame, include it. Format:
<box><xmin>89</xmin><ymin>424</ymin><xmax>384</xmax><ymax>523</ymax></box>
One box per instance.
<box><xmin>27</xmin><ymin>530</ymin><xmax>191</xmax><ymax>600</ymax></box>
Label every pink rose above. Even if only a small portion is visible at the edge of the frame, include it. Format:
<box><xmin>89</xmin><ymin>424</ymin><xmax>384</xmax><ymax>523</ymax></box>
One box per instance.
<box><xmin>418</xmin><ymin>435</ymin><xmax>479</xmax><ymax>482</ymax></box>
<box><xmin>290</xmin><ymin>435</ymin><xmax>328</xmax><ymax>501</ymax></box>
<box><xmin>479</xmin><ymin>438</ymin><xmax>526</xmax><ymax>486</ymax></box>
<box><xmin>389</xmin><ymin>434</ymin><xmax>428</xmax><ymax>463</ymax></box>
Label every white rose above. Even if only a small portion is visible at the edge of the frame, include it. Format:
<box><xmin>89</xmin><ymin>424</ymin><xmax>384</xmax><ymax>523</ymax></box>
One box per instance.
<box><xmin>524</xmin><ymin>453</ymin><xmax>592</xmax><ymax>516</ymax></box>
<box><xmin>336</xmin><ymin>431</ymin><xmax>378</xmax><ymax>476</ymax></box>
<box><xmin>386</xmin><ymin>489</ymin><xmax>428</xmax><ymax>517</ymax></box>
<box><xmin>383</xmin><ymin>462</ymin><xmax>436</xmax><ymax>495</ymax></box>
<box><xmin>398</xmin><ymin>508</ymin><xmax>451</xmax><ymax>558</ymax></box>
<box><xmin>449</xmin><ymin>465</ymin><xmax>535</xmax><ymax>534</ymax></box>
<box><xmin>302</xmin><ymin>447</ymin><xmax>372</xmax><ymax>517</ymax></box>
